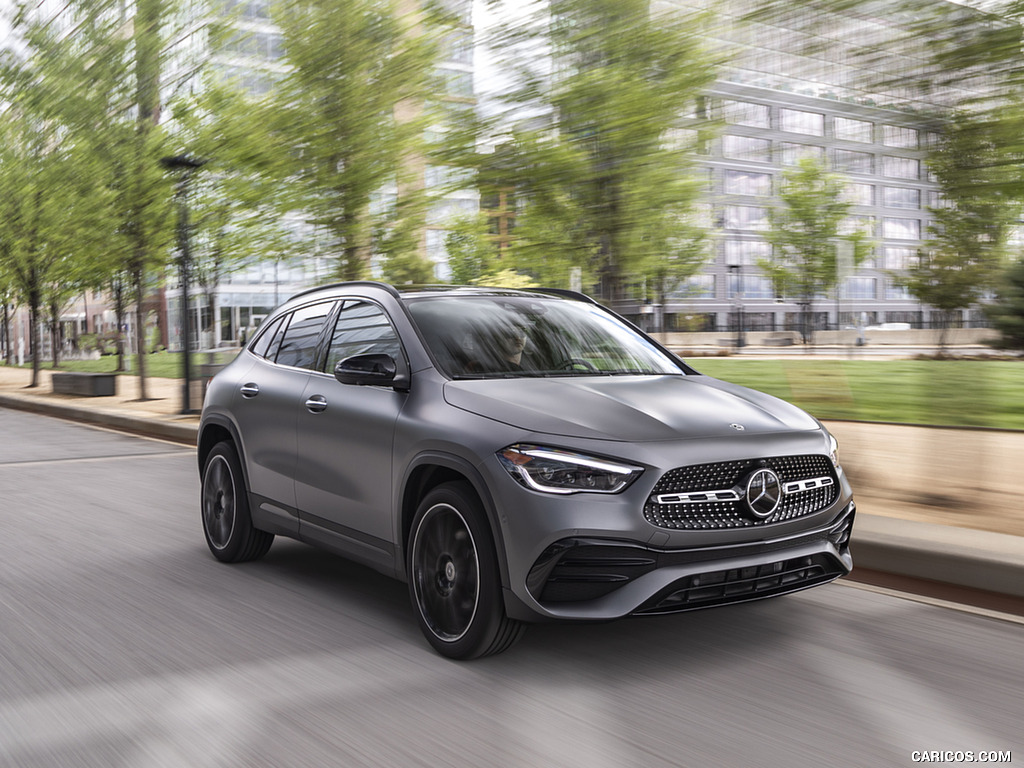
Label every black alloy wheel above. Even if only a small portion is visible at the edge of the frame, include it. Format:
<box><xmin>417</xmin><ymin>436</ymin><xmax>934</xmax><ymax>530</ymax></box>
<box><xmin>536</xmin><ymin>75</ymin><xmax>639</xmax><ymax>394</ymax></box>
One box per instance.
<box><xmin>201</xmin><ymin>441</ymin><xmax>273</xmax><ymax>563</ymax></box>
<box><xmin>408</xmin><ymin>482</ymin><xmax>524</xmax><ymax>659</ymax></box>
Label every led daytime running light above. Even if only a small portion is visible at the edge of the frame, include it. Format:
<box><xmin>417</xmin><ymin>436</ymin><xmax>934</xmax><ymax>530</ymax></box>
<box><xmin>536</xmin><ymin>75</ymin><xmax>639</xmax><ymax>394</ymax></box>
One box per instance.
<box><xmin>498</xmin><ymin>444</ymin><xmax>642</xmax><ymax>495</ymax></box>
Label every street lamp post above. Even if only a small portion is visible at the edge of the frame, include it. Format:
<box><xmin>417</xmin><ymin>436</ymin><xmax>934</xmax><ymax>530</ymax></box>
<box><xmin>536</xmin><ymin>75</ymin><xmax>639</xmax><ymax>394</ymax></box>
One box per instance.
<box><xmin>727</xmin><ymin>264</ymin><xmax>746</xmax><ymax>348</ymax></box>
<box><xmin>161</xmin><ymin>154</ymin><xmax>206</xmax><ymax>415</ymax></box>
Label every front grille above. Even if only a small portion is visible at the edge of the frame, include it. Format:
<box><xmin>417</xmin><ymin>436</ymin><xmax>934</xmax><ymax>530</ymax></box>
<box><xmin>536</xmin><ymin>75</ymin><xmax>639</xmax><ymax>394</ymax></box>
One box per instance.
<box><xmin>634</xmin><ymin>553</ymin><xmax>844</xmax><ymax>615</ymax></box>
<box><xmin>644</xmin><ymin>454</ymin><xmax>839</xmax><ymax>530</ymax></box>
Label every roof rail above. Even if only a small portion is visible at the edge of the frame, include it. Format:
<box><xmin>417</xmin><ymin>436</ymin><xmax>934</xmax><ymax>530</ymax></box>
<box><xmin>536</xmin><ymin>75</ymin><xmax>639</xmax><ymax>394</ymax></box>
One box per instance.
<box><xmin>529</xmin><ymin>287</ymin><xmax>599</xmax><ymax>305</ymax></box>
<box><xmin>285</xmin><ymin>280</ymin><xmax>402</xmax><ymax>303</ymax></box>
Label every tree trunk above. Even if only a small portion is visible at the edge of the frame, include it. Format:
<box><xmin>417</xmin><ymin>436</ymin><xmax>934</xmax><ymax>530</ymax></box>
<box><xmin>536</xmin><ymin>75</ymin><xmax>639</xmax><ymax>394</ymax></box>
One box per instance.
<box><xmin>28</xmin><ymin>287</ymin><xmax>41</xmax><ymax>388</ymax></box>
<box><xmin>50</xmin><ymin>300</ymin><xmax>61</xmax><ymax>369</ymax></box>
<box><xmin>2</xmin><ymin>302</ymin><xmax>10</xmax><ymax>365</ymax></box>
<box><xmin>113</xmin><ymin>279</ymin><xmax>127</xmax><ymax>372</ymax></box>
<box><xmin>132</xmin><ymin>264</ymin><xmax>149</xmax><ymax>400</ymax></box>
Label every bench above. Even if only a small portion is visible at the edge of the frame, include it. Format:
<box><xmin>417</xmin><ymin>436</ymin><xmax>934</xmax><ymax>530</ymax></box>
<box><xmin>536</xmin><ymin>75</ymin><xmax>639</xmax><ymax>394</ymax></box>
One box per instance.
<box><xmin>52</xmin><ymin>372</ymin><xmax>117</xmax><ymax>397</ymax></box>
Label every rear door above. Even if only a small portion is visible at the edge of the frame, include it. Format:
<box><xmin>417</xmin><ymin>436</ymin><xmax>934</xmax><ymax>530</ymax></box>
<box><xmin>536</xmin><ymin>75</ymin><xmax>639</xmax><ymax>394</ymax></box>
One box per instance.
<box><xmin>233</xmin><ymin>300</ymin><xmax>337</xmax><ymax>523</ymax></box>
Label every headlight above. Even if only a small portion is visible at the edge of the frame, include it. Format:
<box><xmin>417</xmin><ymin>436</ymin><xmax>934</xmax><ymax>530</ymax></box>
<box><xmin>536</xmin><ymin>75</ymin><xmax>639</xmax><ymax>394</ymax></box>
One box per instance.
<box><xmin>828</xmin><ymin>434</ymin><xmax>840</xmax><ymax>468</ymax></box>
<box><xmin>497</xmin><ymin>444</ymin><xmax>643</xmax><ymax>495</ymax></box>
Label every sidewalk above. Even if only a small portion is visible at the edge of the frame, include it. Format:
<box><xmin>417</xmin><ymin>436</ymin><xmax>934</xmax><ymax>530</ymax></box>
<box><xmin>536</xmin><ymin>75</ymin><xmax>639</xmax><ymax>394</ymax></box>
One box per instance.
<box><xmin>1</xmin><ymin>363</ymin><xmax>1023</xmax><ymax>603</ymax></box>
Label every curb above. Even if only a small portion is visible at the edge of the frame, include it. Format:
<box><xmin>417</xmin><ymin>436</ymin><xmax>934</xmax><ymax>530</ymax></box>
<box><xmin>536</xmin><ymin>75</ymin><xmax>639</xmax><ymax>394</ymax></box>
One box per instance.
<box><xmin>3</xmin><ymin>390</ymin><xmax>1023</xmax><ymax>603</ymax></box>
<box><xmin>852</xmin><ymin>515</ymin><xmax>1024</xmax><ymax>600</ymax></box>
<box><xmin>0</xmin><ymin>392</ymin><xmax>197</xmax><ymax>446</ymax></box>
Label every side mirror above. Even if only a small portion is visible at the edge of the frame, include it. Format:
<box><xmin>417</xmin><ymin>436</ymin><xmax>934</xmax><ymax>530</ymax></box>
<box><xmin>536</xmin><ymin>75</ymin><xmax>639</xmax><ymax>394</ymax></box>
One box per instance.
<box><xmin>334</xmin><ymin>353</ymin><xmax>402</xmax><ymax>388</ymax></box>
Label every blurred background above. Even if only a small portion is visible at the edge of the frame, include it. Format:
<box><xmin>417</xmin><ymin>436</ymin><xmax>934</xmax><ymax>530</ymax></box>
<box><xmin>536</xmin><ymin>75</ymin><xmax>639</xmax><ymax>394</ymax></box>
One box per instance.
<box><xmin>0</xmin><ymin>0</ymin><xmax>1022</xmax><ymax>519</ymax></box>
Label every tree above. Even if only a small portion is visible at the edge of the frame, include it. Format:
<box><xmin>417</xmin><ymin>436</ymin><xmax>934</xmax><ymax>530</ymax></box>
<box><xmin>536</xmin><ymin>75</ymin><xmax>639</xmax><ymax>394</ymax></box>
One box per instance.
<box><xmin>5</xmin><ymin>0</ymin><xmax>178</xmax><ymax>395</ymax></box>
<box><xmin>445</xmin><ymin>214</ymin><xmax>496</xmax><ymax>285</ymax></box>
<box><xmin>167</xmin><ymin>80</ymin><xmax>312</xmax><ymax>345</ymax></box>
<box><xmin>476</xmin><ymin>0</ymin><xmax>719</xmax><ymax>298</ymax></box>
<box><xmin>899</xmin><ymin>117</ymin><xmax>1016</xmax><ymax>350</ymax></box>
<box><xmin>264</xmin><ymin>0</ymin><xmax>446</xmax><ymax>281</ymax></box>
<box><xmin>986</xmin><ymin>258</ymin><xmax>1024</xmax><ymax>351</ymax></box>
<box><xmin>762</xmin><ymin>157</ymin><xmax>870</xmax><ymax>344</ymax></box>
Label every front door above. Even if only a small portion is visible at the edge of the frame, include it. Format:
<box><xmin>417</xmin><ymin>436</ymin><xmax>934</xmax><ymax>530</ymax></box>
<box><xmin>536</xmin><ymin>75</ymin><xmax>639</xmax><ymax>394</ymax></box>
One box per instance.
<box><xmin>293</xmin><ymin>300</ymin><xmax>407</xmax><ymax>567</ymax></box>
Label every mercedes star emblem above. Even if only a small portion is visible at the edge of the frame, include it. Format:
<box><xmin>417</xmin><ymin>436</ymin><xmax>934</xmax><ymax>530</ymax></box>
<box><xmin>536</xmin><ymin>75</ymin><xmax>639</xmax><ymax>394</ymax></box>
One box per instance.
<box><xmin>745</xmin><ymin>468</ymin><xmax>782</xmax><ymax>519</ymax></box>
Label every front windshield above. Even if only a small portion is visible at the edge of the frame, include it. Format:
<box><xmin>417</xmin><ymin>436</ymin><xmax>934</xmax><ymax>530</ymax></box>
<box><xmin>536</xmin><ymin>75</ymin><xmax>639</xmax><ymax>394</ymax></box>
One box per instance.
<box><xmin>407</xmin><ymin>295</ymin><xmax>685</xmax><ymax>379</ymax></box>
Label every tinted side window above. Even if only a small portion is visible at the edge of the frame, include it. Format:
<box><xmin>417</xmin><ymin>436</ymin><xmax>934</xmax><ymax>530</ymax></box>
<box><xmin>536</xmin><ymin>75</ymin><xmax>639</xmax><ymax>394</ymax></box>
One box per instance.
<box><xmin>323</xmin><ymin>301</ymin><xmax>401</xmax><ymax>373</ymax></box>
<box><xmin>275</xmin><ymin>302</ymin><xmax>335</xmax><ymax>369</ymax></box>
<box><xmin>249</xmin><ymin>316</ymin><xmax>283</xmax><ymax>359</ymax></box>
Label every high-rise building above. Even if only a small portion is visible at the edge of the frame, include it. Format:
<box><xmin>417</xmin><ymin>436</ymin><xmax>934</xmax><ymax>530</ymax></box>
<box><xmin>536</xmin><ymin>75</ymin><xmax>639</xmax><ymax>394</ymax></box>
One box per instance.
<box><xmin>642</xmin><ymin>0</ymin><xmax>1000</xmax><ymax>336</ymax></box>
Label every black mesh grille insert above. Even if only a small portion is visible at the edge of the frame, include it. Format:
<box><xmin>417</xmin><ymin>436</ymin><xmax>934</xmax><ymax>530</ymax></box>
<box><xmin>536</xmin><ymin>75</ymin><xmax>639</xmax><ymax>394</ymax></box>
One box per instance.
<box><xmin>644</xmin><ymin>454</ymin><xmax>838</xmax><ymax>530</ymax></box>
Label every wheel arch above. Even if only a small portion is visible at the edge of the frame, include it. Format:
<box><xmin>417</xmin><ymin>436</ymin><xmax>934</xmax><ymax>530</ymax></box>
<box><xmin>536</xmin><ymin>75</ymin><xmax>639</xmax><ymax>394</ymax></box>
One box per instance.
<box><xmin>198</xmin><ymin>415</ymin><xmax>248</xmax><ymax>488</ymax></box>
<box><xmin>399</xmin><ymin>453</ymin><xmax>510</xmax><ymax>590</ymax></box>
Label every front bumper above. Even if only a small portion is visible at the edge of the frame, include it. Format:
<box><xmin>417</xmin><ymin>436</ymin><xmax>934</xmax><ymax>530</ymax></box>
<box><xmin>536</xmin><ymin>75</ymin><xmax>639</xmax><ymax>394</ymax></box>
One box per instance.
<box><xmin>506</xmin><ymin>502</ymin><xmax>855</xmax><ymax>622</ymax></box>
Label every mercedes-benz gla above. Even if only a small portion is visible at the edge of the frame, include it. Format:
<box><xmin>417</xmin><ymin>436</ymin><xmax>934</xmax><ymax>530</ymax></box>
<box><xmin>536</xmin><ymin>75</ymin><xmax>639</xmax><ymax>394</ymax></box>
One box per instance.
<box><xmin>198</xmin><ymin>282</ymin><xmax>855</xmax><ymax>659</ymax></box>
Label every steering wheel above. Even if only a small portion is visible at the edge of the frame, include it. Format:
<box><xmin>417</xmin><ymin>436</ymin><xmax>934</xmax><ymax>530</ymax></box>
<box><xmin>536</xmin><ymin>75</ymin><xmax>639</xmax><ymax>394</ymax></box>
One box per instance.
<box><xmin>556</xmin><ymin>357</ymin><xmax>598</xmax><ymax>372</ymax></box>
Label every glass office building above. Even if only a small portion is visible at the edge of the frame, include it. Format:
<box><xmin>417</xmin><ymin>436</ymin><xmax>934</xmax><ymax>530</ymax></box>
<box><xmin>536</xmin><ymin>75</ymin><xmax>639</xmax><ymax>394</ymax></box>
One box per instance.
<box><xmin>641</xmin><ymin>0</ymin><xmax>998</xmax><ymax>334</ymax></box>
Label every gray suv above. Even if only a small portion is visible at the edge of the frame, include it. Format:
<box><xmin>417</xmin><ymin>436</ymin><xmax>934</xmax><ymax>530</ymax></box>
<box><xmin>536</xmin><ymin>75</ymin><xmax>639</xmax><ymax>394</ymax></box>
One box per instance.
<box><xmin>199</xmin><ymin>282</ymin><xmax>854</xmax><ymax>659</ymax></box>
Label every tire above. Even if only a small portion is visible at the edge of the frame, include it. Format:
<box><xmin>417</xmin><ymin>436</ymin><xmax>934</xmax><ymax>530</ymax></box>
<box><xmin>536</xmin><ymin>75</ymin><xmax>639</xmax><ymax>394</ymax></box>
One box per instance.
<box><xmin>408</xmin><ymin>481</ymin><xmax>525</xmax><ymax>660</ymax></box>
<box><xmin>201</xmin><ymin>441</ymin><xmax>273</xmax><ymax>563</ymax></box>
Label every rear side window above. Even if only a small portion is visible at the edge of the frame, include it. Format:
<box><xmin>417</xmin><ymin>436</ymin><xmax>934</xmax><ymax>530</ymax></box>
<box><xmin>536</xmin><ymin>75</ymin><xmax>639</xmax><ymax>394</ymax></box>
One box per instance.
<box><xmin>249</xmin><ymin>316</ymin><xmax>284</xmax><ymax>359</ymax></box>
<box><xmin>274</xmin><ymin>302</ymin><xmax>335</xmax><ymax>370</ymax></box>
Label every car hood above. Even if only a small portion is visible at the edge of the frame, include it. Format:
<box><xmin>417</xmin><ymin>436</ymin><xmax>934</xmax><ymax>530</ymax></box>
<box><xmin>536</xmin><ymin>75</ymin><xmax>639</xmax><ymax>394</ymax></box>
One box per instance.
<box><xmin>443</xmin><ymin>374</ymin><xmax>819</xmax><ymax>441</ymax></box>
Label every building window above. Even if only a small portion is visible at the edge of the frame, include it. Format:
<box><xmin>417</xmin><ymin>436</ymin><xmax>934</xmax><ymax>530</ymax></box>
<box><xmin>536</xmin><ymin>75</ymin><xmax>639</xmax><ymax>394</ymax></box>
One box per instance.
<box><xmin>882</xmin><ymin>125</ymin><xmax>919</xmax><ymax>148</ymax></box>
<box><xmin>442</xmin><ymin>30</ymin><xmax>474</xmax><ymax>65</ymax></box>
<box><xmin>723</xmin><ymin>238</ymin><xmax>771</xmax><ymax>266</ymax></box>
<box><xmin>883</xmin><ymin>217</ymin><xmax>921</xmax><ymax>240</ymax></box>
<box><xmin>839</xmin><ymin>215</ymin><xmax>875</xmax><ymax>237</ymax></box>
<box><xmin>843</xmin><ymin>277</ymin><xmax>876</xmax><ymax>299</ymax></box>
<box><xmin>670</xmin><ymin>274</ymin><xmax>715</xmax><ymax>299</ymax></box>
<box><xmin>834</xmin><ymin>149</ymin><xmax>873</xmax><ymax>174</ymax></box>
<box><xmin>721</xmin><ymin>100</ymin><xmax>770</xmax><ymax>128</ymax></box>
<box><xmin>722</xmin><ymin>135</ymin><xmax>771</xmax><ymax>162</ymax></box>
<box><xmin>842</xmin><ymin>183</ymin><xmax>874</xmax><ymax>206</ymax></box>
<box><xmin>440</xmin><ymin>68</ymin><xmax>474</xmax><ymax>99</ymax></box>
<box><xmin>883</xmin><ymin>186</ymin><xmax>921</xmax><ymax>209</ymax></box>
<box><xmin>834</xmin><ymin>117</ymin><xmax>873</xmax><ymax>143</ymax></box>
<box><xmin>882</xmin><ymin>155</ymin><xmax>920</xmax><ymax>179</ymax></box>
<box><xmin>723</xmin><ymin>206</ymin><xmax>769</xmax><ymax>231</ymax></box>
<box><xmin>883</xmin><ymin>246</ymin><xmax>918</xmax><ymax>270</ymax></box>
<box><xmin>886</xmin><ymin>283</ymin><xmax>912</xmax><ymax>301</ymax></box>
<box><xmin>724</xmin><ymin>170</ymin><xmax>772</xmax><ymax>196</ymax></box>
<box><xmin>778</xmin><ymin>142</ymin><xmax>825</xmax><ymax>166</ymax></box>
<box><xmin>728</xmin><ymin>273</ymin><xmax>775</xmax><ymax>299</ymax></box>
<box><xmin>779</xmin><ymin>108</ymin><xmax>824</xmax><ymax>136</ymax></box>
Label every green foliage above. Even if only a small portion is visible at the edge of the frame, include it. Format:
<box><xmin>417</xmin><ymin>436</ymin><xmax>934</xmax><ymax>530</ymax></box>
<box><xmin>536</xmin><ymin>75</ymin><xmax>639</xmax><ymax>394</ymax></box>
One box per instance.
<box><xmin>762</xmin><ymin>157</ymin><xmax>870</xmax><ymax>340</ymax></box>
<box><xmin>445</xmin><ymin>215</ymin><xmax>495</xmax><ymax>285</ymax></box>
<box><xmin>167</xmin><ymin>80</ymin><xmax>310</xmax><ymax>314</ymax></box>
<box><xmin>0</xmin><ymin>3</ymin><xmax>118</xmax><ymax>383</ymax></box>
<box><xmin>477</xmin><ymin>0</ymin><xmax>719</xmax><ymax>297</ymax></box>
<box><xmin>986</xmin><ymin>258</ymin><xmax>1024</xmax><ymax>350</ymax></box>
<box><xmin>899</xmin><ymin>118</ymin><xmax>1015</xmax><ymax>343</ymax></box>
<box><xmin>264</xmin><ymin>0</ymin><xmax>447</xmax><ymax>280</ymax></box>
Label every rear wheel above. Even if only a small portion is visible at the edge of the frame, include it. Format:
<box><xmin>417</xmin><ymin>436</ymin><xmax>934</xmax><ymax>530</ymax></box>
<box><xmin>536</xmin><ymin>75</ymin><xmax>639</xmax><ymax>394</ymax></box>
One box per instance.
<box><xmin>408</xmin><ymin>482</ymin><xmax>524</xmax><ymax>659</ymax></box>
<box><xmin>201</xmin><ymin>441</ymin><xmax>273</xmax><ymax>562</ymax></box>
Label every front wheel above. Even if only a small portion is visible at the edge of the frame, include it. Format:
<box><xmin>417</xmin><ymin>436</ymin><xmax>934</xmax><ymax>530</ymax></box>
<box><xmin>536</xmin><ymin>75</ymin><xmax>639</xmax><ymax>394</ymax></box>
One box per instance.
<box><xmin>408</xmin><ymin>482</ymin><xmax>524</xmax><ymax>659</ymax></box>
<box><xmin>201</xmin><ymin>441</ymin><xmax>273</xmax><ymax>563</ymax></box>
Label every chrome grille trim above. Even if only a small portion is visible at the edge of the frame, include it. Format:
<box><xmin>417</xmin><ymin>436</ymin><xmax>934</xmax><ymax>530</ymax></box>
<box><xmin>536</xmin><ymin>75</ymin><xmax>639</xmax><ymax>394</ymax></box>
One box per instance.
<box><xmin>644</xmin><ymin>455</ymin><xmax>839</xmax><ymax>530</ymax></box>
<box><xmin>655</xmin><ymin>489</ymin><xmax>742</xmax><ymax>505</ymax></box>
<box><xmin>654</xmin><ymin>475</ymin><xmax>833</xmax><ymax>506</ymax></box>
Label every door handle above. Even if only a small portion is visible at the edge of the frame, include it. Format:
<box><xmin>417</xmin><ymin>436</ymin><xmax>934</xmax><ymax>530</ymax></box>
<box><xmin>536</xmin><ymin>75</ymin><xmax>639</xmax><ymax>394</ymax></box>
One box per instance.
<box><xmin>240</xmin><ymin>383</ymin><xmax>260</xmax><ymax>398</ymax></box>
<box><xmin>305</xmin><ymin>394</ymin><xmax>328</xmax><ymax>413</ymax></box>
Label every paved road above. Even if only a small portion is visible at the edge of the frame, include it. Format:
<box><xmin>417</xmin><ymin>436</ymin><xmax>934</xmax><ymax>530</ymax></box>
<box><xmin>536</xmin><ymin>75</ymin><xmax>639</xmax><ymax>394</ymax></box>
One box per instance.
<box><xmin>0</xmin><ymin>408</ymin><xmax>1021</xmax><ymax>768</ymax></box>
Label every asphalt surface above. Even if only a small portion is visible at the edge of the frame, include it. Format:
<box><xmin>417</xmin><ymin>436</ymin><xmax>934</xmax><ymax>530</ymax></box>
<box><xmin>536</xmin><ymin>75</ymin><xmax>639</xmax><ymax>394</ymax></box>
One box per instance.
<box><xmin>0</xmin><ymin>409</ymin><xmax>1021</xmax><ymax>767</ymax></box>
